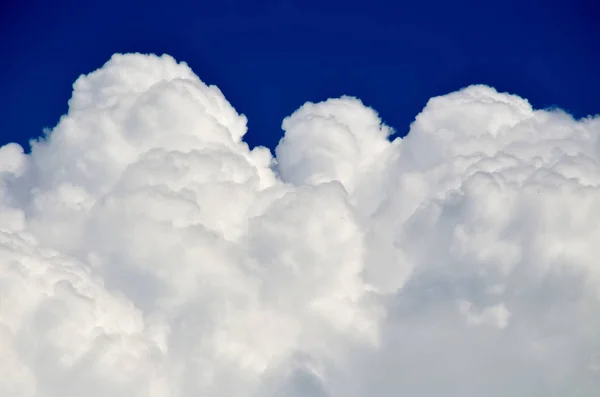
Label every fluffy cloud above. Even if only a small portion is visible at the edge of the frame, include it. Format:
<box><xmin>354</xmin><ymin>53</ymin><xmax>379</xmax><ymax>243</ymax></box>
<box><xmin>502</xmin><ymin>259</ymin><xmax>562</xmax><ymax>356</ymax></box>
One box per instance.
<box><xmin>0</xmin><ymin>52</ymin><xmax>599</xmax><ymax>396</ymax></box>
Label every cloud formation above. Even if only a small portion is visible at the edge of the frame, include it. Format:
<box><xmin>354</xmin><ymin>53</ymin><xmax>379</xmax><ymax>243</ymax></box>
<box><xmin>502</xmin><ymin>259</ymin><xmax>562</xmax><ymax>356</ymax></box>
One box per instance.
<box><xmin>1</xmin><ymin>53</ymin><xmax>599</xmax><ymax>396</ymax></box>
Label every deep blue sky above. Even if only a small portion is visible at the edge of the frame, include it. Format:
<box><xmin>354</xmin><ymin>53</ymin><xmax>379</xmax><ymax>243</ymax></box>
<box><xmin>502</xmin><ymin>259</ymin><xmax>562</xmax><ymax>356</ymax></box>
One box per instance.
<box><xmin>1</xmin><ymin>0</ymin><xmax>598</xmax><ymax>151</ymax></box>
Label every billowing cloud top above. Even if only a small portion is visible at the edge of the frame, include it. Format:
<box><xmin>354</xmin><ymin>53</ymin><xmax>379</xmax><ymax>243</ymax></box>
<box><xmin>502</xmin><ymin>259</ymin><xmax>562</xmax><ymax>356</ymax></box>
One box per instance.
<box><xmin>1</xmin><ymin>53</ymin><xmax>599</xmax><ymax>396</ymax></box>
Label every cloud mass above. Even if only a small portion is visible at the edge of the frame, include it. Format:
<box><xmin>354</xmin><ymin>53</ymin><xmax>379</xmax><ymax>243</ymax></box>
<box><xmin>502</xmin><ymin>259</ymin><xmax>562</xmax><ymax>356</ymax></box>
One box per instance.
<box><xmin>1</xmin><ymin>53</ymin><xmax>599</xmax><ymax>396</ymax></box>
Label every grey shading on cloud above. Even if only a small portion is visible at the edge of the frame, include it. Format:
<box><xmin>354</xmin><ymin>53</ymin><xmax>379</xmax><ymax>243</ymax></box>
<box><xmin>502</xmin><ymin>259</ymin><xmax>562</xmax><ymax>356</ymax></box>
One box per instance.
<box><xmin>0</xmin><ymin>52</ymin><xmax>599</xmax><ymax>396</ymax></box>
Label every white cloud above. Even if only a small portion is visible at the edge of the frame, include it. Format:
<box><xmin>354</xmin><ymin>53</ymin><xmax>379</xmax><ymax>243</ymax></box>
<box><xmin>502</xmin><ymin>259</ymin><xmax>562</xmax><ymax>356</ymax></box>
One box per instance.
<box><xmin>0</xmin><ymin>52</ymin><xmax>599</xmax><ymax>396</ymax></box>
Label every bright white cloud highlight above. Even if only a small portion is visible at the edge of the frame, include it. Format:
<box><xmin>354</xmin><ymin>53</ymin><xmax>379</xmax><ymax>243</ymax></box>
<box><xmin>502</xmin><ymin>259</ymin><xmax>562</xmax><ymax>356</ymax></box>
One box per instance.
<box><xmin>1</xmin><ymin>53</ymin><xmax>599</xmax><ymax>396</ymax></box>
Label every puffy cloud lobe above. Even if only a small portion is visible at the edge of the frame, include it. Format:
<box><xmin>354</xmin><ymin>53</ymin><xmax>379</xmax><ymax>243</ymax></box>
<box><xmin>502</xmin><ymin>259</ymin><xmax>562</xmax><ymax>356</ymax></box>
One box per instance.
<box><xmin>277</xmin><ymin>97</ymin><xmax>392</xmax><ymax>193</ymax></box>
<box><xmin>0</xmin><ymin>52</ymin><xmax>599</xmax><ymax>396</ymax></box>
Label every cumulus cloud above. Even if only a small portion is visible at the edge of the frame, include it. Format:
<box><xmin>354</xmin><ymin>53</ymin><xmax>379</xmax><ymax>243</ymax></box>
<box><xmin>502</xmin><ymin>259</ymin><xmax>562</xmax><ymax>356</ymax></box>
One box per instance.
<box><xmin>0</xmin><ymin>52</ymin><xmax>599</xmax><ymax>396</ymax></box>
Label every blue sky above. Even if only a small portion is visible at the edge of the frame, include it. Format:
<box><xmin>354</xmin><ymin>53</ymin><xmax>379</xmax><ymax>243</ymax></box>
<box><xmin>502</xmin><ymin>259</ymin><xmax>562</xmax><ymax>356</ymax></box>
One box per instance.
<box><xmin>1</xmin><ymin>0</ymin><xmax>598</xmax><ymax>151</ymax></box>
